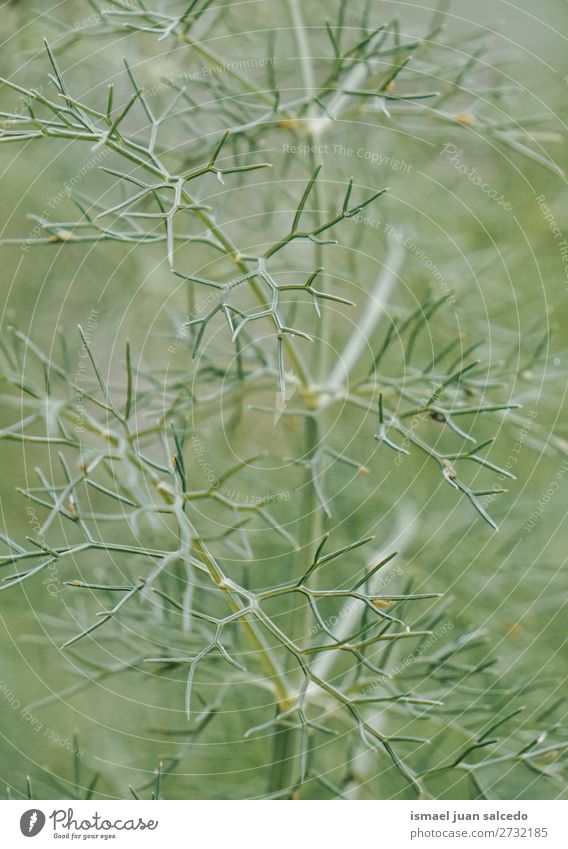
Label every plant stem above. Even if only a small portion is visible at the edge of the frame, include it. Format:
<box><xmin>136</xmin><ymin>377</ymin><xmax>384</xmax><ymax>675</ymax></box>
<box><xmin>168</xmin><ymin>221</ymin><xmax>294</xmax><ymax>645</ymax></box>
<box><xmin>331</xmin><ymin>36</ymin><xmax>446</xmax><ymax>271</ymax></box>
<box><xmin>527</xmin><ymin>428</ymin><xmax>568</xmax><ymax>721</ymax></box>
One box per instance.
<box><xmin>189</xmin><ymin>536</ymin><xmax>293</xmax><ymax>711</ymax></box>
<box><xmin>192</xmin><ymin>526</ymin><xmax>298</xmax><ymax>798</ymax></box>
<box><xmin>287</xmin><ymin>0</ymin><xmax>317</xmax><ymax>118</ymax></box>
<box><xmin>327</xmin><ymin>238</ymin><xmax>405</xmax><ymax>390</ymax></box>
<box><xmin>181</xmin><ymin>193</ymin><xmax>312</xmax><ymax>390</ymax></box>
<box><xmin>269</xmin><ymin>4</ymin><xmax>328</xmax><ymax>798</ymax></box>
<box><xmin>267</xmin><ymin>415</ymin><xmax>322</xmax><ymax>796</ymax></box>
<box><xmin>267</xmin><ymin>724</ymin><xmax>298</xmax><ymax>798</ymax></box>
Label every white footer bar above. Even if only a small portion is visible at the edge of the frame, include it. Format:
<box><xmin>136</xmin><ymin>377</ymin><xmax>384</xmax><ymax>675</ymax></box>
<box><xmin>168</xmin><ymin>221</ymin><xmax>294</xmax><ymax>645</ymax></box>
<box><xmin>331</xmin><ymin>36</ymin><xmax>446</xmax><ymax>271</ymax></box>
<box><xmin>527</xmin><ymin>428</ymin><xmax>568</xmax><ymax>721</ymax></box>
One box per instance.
<box><xmin>3</xmin><ymin>799</ymin><xmax>566</xmax><ymax>848</ymax></box>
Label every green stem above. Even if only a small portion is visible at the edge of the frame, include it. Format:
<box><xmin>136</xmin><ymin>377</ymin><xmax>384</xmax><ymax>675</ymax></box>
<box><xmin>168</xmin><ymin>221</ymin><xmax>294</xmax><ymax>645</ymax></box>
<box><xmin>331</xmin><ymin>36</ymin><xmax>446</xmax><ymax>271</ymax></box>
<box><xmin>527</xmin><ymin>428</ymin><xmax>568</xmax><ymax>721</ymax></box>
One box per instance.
<box><xmin>267</xmin><ymin>416</ymin><xmax>322</xmax><ymax>796</ymax></box>
<box><xmin>18</xmin><ymin>95</ymin><xmax>313</xmax><ymax>392</ymax></box>
<box><xmin>267</xmin><ymin>724</ymin><xmax>298</xmax><ymax>798</ymax></box>
<box><xmin>287</xmin><ymin>0</ymin><xmax>317</xmax><ymax>110</ymax></box>
<box><xmin>268</xmin><ymin>2</ymin><xmax>325</xmax><ymax>798</ymax></box>
<box><xmin>189</xmin><ymin>537</ymin><xmax>292</xmax><ymax>712</ymax></box>
<box><xmin>187</xmin><ymin>201</ymin><xmax>312</xmax><ymax>387</ymax></box>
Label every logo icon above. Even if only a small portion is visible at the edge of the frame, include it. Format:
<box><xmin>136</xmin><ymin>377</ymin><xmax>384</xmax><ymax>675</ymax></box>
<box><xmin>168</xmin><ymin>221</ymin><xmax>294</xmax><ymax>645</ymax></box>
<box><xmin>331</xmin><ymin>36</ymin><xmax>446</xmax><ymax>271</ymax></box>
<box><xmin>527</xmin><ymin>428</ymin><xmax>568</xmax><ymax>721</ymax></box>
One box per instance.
<box><xmin>20</xmin><ymin>810</ymin><xmax>46</xmax><ymax>837</ymax></box>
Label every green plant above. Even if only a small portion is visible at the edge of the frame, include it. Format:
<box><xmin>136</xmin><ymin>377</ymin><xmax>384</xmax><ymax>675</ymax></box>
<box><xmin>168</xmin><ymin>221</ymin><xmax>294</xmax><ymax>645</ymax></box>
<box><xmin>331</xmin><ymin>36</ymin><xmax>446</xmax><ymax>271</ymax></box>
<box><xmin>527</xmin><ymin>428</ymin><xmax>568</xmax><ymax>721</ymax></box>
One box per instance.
<box><xmin>0</xmin><ymin>0</ymin><xmax>566</xmax><ymax>800</ymax></box>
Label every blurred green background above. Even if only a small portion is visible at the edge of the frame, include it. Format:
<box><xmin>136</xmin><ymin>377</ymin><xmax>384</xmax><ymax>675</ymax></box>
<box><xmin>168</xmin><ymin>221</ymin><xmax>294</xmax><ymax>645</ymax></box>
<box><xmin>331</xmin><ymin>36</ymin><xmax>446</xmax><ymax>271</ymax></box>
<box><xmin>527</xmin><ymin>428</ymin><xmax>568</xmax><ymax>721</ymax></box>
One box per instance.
<box><xmin>0</xmin><ymin>0</ymin><xmax>567</xmax><ymax>799</ymax></box>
